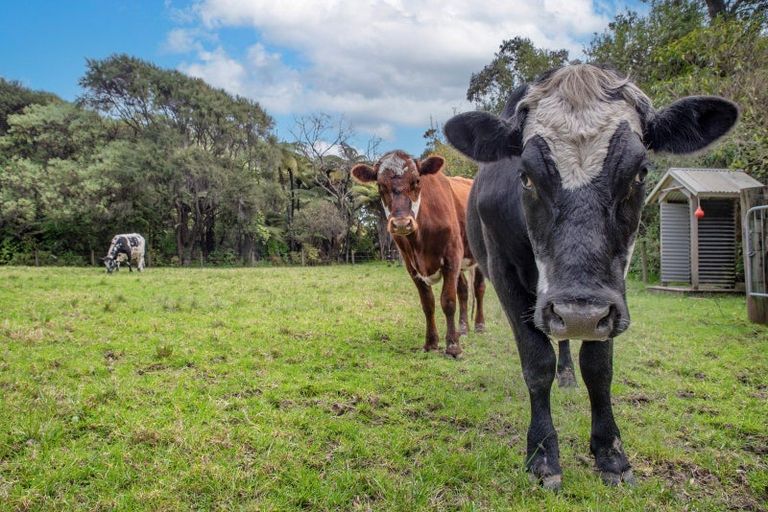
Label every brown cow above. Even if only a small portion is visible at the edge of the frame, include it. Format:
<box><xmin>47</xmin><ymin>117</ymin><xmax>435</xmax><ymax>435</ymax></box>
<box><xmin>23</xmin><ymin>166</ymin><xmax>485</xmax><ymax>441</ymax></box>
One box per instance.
<box><xmin>352</xmin><ymin>150</ymin><xmax>485</xmax><ymax>357</ymax></box>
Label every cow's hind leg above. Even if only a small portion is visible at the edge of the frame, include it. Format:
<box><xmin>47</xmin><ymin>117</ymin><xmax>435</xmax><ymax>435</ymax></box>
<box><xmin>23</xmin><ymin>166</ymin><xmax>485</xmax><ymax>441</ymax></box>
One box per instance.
<box><xmin>440</xmin><ymin>264</ymin><xmax>462</xmax><ymax>357</ymax></box>
<box><xmin>138</xmin><ymin>256</ymin><xmax>145</xmax><ymax>272</ymax></box>
<box><xmin>457</xmin><ymin>273</ymin><xmax>469</xmax><ymax>336</ymax></box>
<box><xmin>580</xmin><ymin>340</ymin><xmax>634</xmax><ymax>485</ymax></box>
<box><xmin>473</xmin><ymin>268</ymin><xmax>486</xmax><ymax>333</ymax></box>
<box><xmin>412</xmin><ymin>278</ymin><xmax>439</xmax><ymax>351</ymax></box>
<box><xmin>556</xmin><ymin>340</ymin><xmax>577</xmax><ymax>388</ymax></box>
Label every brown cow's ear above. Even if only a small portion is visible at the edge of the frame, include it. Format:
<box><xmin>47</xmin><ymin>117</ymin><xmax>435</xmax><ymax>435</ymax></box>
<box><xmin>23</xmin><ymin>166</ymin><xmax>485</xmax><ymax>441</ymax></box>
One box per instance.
<box><xmin>418</xmin><ymin>155</ymin><xmax>445</xmax><ymax>175</ymax></box>
<box><xmin>351</xmin><ymin>164</ymin><xmax>377</xmax><ymax>183</ymax></box>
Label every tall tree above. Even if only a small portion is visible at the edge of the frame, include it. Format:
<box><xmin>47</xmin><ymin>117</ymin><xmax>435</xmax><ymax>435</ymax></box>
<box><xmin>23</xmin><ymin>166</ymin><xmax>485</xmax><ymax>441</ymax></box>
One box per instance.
<box><xmin>466</xmin><ymin>37</ymin><xmax>569</xmax><ymax>113</ymax></box>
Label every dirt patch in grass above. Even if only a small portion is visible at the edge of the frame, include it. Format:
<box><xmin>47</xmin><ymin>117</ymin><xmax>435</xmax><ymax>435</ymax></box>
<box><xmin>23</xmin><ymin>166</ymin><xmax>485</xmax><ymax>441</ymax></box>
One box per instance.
<box><xmin>635</xmin><ymin>457</ymin><xmax>765</xmax><ymax>511</ymax></box>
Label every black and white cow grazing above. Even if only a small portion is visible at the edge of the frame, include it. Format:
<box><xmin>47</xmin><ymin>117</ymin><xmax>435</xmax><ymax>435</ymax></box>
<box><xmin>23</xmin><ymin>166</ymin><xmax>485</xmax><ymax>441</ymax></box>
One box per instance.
<box><xmin>103</xmin><ymin>234</ymin><xmax>145</xmax><ymax>273</ymax></box>
<box><xmin>444</xmin><ymin>64</ymin><xmax>738</xmax><ymax>489</ymax></box>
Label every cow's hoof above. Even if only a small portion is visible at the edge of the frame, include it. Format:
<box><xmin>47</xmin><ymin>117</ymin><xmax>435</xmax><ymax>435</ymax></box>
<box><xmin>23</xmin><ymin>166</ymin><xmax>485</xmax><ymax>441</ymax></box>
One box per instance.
<box><xmin>474</xmin><ymin>323</ymin><xmax>485</xmax><ymax>334</ymax></box>
<box><xmin>423</xmin><ymin>343</ymin><xmax>439</xmax><ymax>352</ymax></box>
<box><xmin>445</xmin><ymin>344</ymin><xmax>463</xmax><ymax>358</ymax></box>
<box><xmin>529</xmin><ymin>472</ymin><xmax>562</xmax><ymax>492</ymax></box>
<box><xmin>459</xmin><ymin>322</ymin><xmax>468</xmax><ymax>336</ymax></box>
<box><xmin>556</xmin><ymin>368</ymin><xmax>578</xmax><ymax>388</ymax></box>
<box><xmin>599</xmin><ymin>469</ymin><xmax>636</xmax><ymax>486</ymax></box>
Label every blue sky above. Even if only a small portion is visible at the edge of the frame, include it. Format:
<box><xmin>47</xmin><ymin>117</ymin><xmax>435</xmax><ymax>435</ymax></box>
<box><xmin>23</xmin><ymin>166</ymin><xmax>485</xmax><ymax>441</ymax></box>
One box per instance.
<box><xmin>0</xmin><ymin>0</ymin><xmax>645</xmax><ymax>156</ymax></box>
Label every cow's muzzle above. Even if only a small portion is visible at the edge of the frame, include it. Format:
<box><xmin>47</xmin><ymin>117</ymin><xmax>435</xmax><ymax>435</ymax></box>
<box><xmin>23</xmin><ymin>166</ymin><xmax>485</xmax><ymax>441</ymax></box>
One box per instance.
<box><xmin>538</xmin><ymin>291</ymin><xmax>628</xmax><ymax>341</ymax></box>
<box><xmin>387</xmin><ymin>216</ymin><xmax>417</xmax><ymax>236</ymax></box>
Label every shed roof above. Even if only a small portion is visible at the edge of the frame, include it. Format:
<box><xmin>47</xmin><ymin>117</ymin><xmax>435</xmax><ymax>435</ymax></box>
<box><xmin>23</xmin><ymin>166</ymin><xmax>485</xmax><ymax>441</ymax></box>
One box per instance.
<box><xmin>646</xmin><ymin>168</ymin><xmax>764</xmax><ymax>205</ymax></box>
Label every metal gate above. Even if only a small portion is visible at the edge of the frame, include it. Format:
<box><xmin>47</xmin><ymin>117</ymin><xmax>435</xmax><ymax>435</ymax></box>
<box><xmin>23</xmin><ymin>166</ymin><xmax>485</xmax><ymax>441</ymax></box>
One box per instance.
<box><xmin>746</xmin><ymin>205</ymin><xmax>768</xmax><ymax>299</ymax></box>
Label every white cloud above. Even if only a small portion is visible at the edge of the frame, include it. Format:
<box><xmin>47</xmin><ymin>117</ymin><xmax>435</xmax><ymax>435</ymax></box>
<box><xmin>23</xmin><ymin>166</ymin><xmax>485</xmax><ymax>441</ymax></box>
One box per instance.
<box><xmin>170</xmin><ymin>0</ymin><xmax>611</xmax><ymax>141</ymax></box>
<box><xmin>163</xmin><ymin>28</ymin><xmax>203</xmax><ymax>53</ymax></box>
<box><xmin>179</xmin><ymin>47</ymin><xmax>246</xmax><ymax>94</ymax></box>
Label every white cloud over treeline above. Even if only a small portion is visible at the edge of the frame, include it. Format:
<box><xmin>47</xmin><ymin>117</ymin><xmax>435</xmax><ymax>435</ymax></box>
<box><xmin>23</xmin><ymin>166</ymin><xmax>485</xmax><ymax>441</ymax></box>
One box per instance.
<box><xmin>167</xmin><ymin>0</ymin><xmax>610</xmax><ymax>140</ymax></box>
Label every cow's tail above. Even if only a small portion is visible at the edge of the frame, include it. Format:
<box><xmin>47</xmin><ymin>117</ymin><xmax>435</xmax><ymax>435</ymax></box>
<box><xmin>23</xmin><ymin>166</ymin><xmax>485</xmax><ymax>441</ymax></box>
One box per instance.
<box><xmin>468</xmin><ymin>264</ymin><xmax>476</xmax><ymax>324</ymax></box>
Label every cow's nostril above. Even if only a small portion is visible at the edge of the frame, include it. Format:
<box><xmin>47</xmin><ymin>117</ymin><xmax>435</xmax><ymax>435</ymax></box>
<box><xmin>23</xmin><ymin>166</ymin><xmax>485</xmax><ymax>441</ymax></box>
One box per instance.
<box><xmin>596</xmin><ymin>306</ymin><xmax>614</xmax><ymax>332</ymax></box>
<box><xmin>547</xmin><ymin>303</ymin><xmax>565</xmax><ymax>330</ymax></box>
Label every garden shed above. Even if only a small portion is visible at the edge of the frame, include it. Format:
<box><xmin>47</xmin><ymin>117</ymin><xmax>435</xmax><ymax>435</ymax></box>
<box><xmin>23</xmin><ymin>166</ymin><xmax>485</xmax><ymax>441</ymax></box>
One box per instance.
<box><xmin>646</xmin><ymin>168</ymin><xmax>764</xmax><ymax>291</ymax></box>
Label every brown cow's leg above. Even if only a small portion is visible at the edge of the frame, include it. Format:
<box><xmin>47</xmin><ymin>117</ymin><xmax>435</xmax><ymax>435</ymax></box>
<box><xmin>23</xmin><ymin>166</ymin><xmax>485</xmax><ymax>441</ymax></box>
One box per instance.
<box><xmin>412</xmin><ymin>278</ymin><xmax>439</xmax><ymax>351</ymax></box>
<box><xmin>473</xmin><ymin>268</ymin><xmax>486</xmax><ymax>333</ymax></box>
<box><xmin>457</xmin><ymin>273</ymin><xmax>469</xmax><ymax>336</ymax></box>
<box><xmin>441</xmin><ymin>264</ymin><xmax>462</xmax><ymax>357</ymax></box>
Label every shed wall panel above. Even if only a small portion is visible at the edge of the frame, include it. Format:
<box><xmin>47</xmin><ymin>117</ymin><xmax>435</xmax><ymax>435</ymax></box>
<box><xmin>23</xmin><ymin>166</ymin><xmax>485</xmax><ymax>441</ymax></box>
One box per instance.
<box><xmin>698</xmin><ymin>199</ymin><xmax>737</xmax><ymax>286</ymax></box>
<box><xmin>661</xmin><ymin>202</ymin><xmax>691</xmax><ymax>283</ymax></box>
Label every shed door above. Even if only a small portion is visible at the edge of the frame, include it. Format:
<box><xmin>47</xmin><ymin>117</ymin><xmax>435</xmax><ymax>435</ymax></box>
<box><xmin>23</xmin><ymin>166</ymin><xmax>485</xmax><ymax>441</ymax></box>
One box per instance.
<box><xmin>661</xmin><ymin>202</ymin><xmax>691</xmax><ymax>283</ymax></box>
<box><xmin>698</xmin><ymin>199</ymin><xmax>736</xmax><ymax>287</ymax></box>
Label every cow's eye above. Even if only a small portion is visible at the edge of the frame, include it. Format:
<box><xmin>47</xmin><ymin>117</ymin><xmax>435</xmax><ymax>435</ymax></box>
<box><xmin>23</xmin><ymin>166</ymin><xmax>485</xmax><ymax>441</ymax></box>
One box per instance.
<box><xmin>520</xmin><ymin>172</ymin><xmax>534</xmax><ymax>190</ymax></box>
<box><xmin>634</xmin><ymin>166</ymin><xmax>648</xmax><ymax>185</ymax></box>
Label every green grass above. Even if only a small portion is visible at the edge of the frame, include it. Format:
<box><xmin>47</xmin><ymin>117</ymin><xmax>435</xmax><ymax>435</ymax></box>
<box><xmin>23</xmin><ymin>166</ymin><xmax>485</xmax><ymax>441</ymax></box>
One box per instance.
<box><xmin>0</xmin><ymin>264</ymin><xmax>766</xmax><ymax>511</ymax></box>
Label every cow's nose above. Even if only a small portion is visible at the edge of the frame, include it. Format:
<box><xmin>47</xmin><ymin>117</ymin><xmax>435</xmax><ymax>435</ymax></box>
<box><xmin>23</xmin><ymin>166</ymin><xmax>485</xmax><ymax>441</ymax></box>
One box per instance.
<box><xmin>389</xmin><ymin>217</ymin><xmax>414</xmax><ymax>234</ymax></box>
<box><xmin>544</xmin><ymin>302</ymin><xmax>615</xmax><ymax>341</ymax></box>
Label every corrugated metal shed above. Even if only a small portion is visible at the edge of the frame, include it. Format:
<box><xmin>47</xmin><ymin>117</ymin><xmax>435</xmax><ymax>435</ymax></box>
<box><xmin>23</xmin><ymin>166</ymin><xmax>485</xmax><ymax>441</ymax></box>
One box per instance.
<box><xmin>648</xmin><ymin>168</ymin><xmax>765</xmax><ymax>291</ymax></box>
<box><xmin>646</xmin><ymin>168</ymin><xmax>763</xmax><ymax>204</ymax></box>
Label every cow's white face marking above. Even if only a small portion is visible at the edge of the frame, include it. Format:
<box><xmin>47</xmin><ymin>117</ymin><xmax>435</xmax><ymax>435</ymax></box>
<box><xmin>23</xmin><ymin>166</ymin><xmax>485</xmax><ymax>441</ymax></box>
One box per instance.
<box><xmin>624</xmin><ymin>239</ymin><xmax>636</xmax><ymax>279</ymax></box>
<box><xmin>378</xmin><ymin>153</ymin><xmax>408</xmax><ymax>177</ymax></box>
<box><xmin>535</xmin><ymin>258</ymin><xmax>549</xmax><ymax>294</ymax></box>
<box><xmin>381</xmin><ymin>196</ymin><xmax>419</xmax><ymax>219</ymax></box>
<box><xmin>523</xmin><ymin>100</ymin><xmax>642</xmax><ymax>190</ymax></box>
<box><xmin>518</xmin><ymin>65</ymin><xmax>650</xmax><ymax>190</ymax></box>
<box><xmin>411</xmin><ymin>194</ymin><xmax>421</xmax><ymax>220</ymax></box>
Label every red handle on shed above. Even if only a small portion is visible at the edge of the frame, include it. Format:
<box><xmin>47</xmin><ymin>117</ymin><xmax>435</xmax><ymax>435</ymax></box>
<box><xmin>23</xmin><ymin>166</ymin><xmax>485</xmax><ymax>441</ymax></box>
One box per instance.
<box><xmin>695</xmin><ymin>206</ymin><xmax>705</xmax><ymax>219</ymax></box>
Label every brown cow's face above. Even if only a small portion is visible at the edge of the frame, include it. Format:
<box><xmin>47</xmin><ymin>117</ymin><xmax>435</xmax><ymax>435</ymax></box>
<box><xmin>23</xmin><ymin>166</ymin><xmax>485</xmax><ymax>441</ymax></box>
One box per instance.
<box><xmin>352</xmin><ymin>151</ymin><xmax>444</xmax><ymax>237</ymax></box>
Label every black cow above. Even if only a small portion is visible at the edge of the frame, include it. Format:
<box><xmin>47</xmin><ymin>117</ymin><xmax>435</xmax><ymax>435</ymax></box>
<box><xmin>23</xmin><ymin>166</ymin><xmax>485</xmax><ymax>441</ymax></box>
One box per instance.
<box><xmin>102</xmin><ymin>233</ymin><xmax>146</xmax><ymax>273</ymax></box>
<box><xmin>444</xmin><ymin>64</ymin><xmax>738</xmax><ymax>489</ymax></box>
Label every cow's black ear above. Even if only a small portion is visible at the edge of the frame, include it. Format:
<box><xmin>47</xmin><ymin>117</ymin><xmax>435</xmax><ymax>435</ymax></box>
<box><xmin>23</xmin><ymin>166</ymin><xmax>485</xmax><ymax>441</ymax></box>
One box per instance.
<box><xmin>351</xmin><ymin>163</ymin><xmax>377</xmax><ymax>183</ymax></box>
<box><xmin>444</xmin><ymin>111</ymin><xmax>522</xmax><ymax>162</ymax></box>
<box><xmin>418</xmin><ymin>155</ymin><xmax>445</xmax><ymax>176</ymax></box>
<box><xmin>646</xmin><ymin>96</ymin><xmax>738</xmax><ymax>154</ymax></box>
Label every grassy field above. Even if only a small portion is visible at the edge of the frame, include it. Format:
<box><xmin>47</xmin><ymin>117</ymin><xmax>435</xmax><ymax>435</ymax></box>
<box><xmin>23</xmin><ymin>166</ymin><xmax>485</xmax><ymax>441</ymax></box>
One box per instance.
<box><xmin>0</xmin><ymin>264</ymin><xmax>766</xmax><ymax>511</ymax></box>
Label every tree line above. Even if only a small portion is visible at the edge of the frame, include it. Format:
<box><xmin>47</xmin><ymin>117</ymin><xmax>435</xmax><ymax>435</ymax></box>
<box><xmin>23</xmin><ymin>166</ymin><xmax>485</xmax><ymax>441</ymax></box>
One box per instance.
<box><xmin>0</xmin><ymin>56</ymin><xmax>391</xmax><ymax>266</ymax></box>
<box><xmin>1</xmin><ymin>0</ymin><xmax>765</xmax><ymax>275</ymax></box>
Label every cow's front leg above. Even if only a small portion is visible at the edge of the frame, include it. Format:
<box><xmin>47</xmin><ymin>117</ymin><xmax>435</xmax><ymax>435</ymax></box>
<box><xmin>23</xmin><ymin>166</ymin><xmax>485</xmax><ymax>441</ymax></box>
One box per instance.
<box><xmin>556</xmin><ymin>340</ymin><xmax>577</xmax><ymax>388</ymax></box>
<box><xmin>457</xmin><ymin>272</ymin><xmax>469</xmax><ymax>336</ymax></box>
<box><xmin>516</xmin><ymin>322</ymin><xmax>561</xmax><ymax>489</ymax></box>
<box><xmin>580</xmin><ymin>340</ymin><xmax>634</xmax><ymax>485</ymax></box>
<box><xmin>440</xmin><ymin>264</ymin><xmax>462</xmax><ymax>357</ymax></box>
<box><xmin>411</xmin><ymin>277</ymin><xmax>439</xmax><ymax>351</ymax></box>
